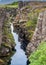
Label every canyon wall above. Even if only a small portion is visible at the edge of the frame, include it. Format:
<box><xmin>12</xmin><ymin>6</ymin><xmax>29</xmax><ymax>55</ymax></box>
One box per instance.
<box><xmin>0</xmin><ymin>8</ymin><xmax>17</xmax><ymax>57</ymax></box>
<box><xmin>13</xmin><ymin>2</ymin><xmax>46</xmax><ymax>56</ymax></box>
<box><xmin>26</xmin><ymin>11</ymin><xmax>46</xmax><ymax>56</ymax></box>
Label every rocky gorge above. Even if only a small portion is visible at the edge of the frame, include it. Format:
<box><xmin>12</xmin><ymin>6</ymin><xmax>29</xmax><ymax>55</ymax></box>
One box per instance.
<box><xmin>13</xmin><ymin>2</ymin><xmax>46</xmax><ymax>57</ymax></box>
<box><xmin>0</xmin><ymin>1</ymin><xmax>46</xmax><ymax>65</ymax></box>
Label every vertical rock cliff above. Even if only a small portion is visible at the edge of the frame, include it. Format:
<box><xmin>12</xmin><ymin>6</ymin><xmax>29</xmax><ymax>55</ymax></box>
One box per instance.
<box><xmin>26</xmin><ymin>11</ymin><xmax>46</xmax><ymax>56</ymax></box>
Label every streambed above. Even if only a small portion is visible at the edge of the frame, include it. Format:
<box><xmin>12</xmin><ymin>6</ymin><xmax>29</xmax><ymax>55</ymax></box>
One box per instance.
<box><xmin>10</xmin><ymin>24</ymin><xmax>27</xmax><ymax>65</ymax></box>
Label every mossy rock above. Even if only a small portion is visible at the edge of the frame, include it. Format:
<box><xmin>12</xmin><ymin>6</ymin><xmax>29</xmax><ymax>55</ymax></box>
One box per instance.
<box><xmin>2</xmin><ymin>43</ymin><xmax>12</xmax><ymax>49</ymax></box>
<box><xmin>0</xmin><ymin>59</ymin><xmax>4</xmax><ymax>63</ymax></box>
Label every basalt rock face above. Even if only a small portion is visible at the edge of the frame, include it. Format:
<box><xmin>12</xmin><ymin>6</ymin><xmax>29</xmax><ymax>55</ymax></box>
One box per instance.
<box><xmin>26</xmin><ymin>11</ymin><xmax>46</xmax><ymax>56</ymax></box>
<box><xmin>13</xmin><ymin>6</ymin><xmax>30</xmax><ymax>51</ymax></box>
<box><xmin>13</xmin><ymin>22</ymin><xmax>30</xmax><ymax>51</ymax></box>
<box><xmin>0</xmin><ymin>8</ymin><xmax>17</xmax><ymax>17</ymax></box>
<box><xmin>0</xmin><ymin>8</ymin><xmax>17</xmax><ymax>57</ymax></box>
<box><xmin>18</xmin><ymin>1</ymin><xmax>29</xmax><ymax>9</ymax></box>
<box><xmin>18</xmin><ymin>1</ymin><xmax>24</xmax><ymax>9</ymax></box>
<box><xmin>13</xmin><ymin>5</ymin><xmax>46</xmax><ymax>57</ymax></box>
<box><xmin>0</xmin><ymin>7</ymin><xmax>18</xmax><ymax>65</ymax></box>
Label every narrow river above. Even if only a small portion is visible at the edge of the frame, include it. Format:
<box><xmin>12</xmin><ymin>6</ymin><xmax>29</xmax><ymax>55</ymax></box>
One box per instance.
<box><xmin>10</xmin><ymin>24</ymin><xmax>27</xmax><ymax>65</ymax></box>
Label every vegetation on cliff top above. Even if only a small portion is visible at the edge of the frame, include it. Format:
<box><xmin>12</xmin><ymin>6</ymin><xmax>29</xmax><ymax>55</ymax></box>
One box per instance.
<box><xmin>29</xmin><ymin>41</ymin><xmax>46</xmax><ymax>65</ymax></box>
<box><xmin>0</xmin><ymin>2</ymin><xmax>18</xmax><ymax>8</ymax></box>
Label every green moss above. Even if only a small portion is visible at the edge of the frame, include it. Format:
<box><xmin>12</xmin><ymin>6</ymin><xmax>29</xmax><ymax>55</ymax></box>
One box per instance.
<box><xmin>2</xmin><ymin>17</ymin><xmax>15</xmax><ymax>49</ymax></box>
<box><xmin>28</xmin><ymin>30</ymin><xmax>34</xmax><ymax>39</ymax></box>
<box><xmin>25</xmin><ymin>8</ymin><xmax>44</xmax><ymax>40</ymax></box>
<box><xmin>26</xmin><ymin>17</ymin><xmax>37</xmax><ymax>28</ymax></box>
<box><xmin>25</xmin><ymin>20</ymin><xmax>32</xmax><ymax>27</ymax></box>
<box><xmin>25</xmin><ymin>16</ymin><xmax>37</xmax><ymax>39</ymax></box>
<box><xmin>29</xmin><ymin>41</ymin><xmax>46</xmax><ymax>65</ymax></box>
<box><xmin>2</xmin><ymin>43</ymin><xmax>12</xmax><ymax>48</ymax></box>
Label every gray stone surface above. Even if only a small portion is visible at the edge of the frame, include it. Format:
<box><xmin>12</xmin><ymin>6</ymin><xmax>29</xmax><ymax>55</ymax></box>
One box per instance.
<box><xmin>26</xmin><ymin>11</ymin><xmax>46</xmax><ymax>56</ymax></box>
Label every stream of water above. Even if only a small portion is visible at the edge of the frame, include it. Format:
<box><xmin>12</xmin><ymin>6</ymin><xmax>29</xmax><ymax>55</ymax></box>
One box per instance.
<box><xmin>10</xmin><ymin>24</ymin><xmax>27</xmax><ymax>65</ymax></box>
